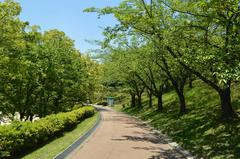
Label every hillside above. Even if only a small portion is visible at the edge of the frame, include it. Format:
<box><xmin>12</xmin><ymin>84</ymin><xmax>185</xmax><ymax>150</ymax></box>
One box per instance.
<box><xmin>114</xmin><ymin>81</ymin><xmax>240</xmax><ymax>159</ymax></box>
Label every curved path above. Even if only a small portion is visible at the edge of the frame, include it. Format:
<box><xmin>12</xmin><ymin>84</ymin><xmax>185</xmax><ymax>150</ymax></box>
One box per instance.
<box><xmin>68</xmin><ymin>106</ymin><xmax>191</xmax><ymax>159</ymax></box>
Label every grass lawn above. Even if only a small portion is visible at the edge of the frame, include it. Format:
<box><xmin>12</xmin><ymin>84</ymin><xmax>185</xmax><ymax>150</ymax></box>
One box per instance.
<box><xmin>113</xmin><ymin>81</ymin><xmax>240</xmax><ymax>159</ymax></box>
<box><xmin>22</xmin><ymin>112</ymin><xmax>99</xmax><ymax>159</ymax></box>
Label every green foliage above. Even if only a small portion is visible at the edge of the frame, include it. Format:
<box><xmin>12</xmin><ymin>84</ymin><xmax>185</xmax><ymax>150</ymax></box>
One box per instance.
<box><xmin>0</xmin><ymin>0</ymin><xmax>100</xmax><ymax>119</ymax></box>
<box><xmin>0</xmin><ymin>106</ymin><xmax>95</xmax><ymax>158</ymax></box>
<box><xmin>87</xmin><ymin>0</ymin><xmax>240</xmax><ymax>118</ymax></box>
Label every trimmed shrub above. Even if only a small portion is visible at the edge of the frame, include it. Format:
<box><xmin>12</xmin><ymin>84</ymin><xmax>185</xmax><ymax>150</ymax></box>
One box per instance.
<box><xmin>0</xmin><ymin>106</ymin><xmax>95</xmax><ymax>158</ymax></box>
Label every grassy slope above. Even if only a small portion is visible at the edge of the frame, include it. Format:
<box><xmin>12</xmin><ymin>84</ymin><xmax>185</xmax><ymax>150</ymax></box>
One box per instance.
<box><xmin>114</xmin><ymin>81</ymin><xmax>240</xmax><ymax>159</ymax></box>
<box><xmin>22</xmin><ymin>112</ymin><xmax>99</xmax><ymax>159</ymax></box>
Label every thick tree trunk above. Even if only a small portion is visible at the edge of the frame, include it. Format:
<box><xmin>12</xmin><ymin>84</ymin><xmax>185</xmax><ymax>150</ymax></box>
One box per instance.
<box><xmin>137</xmin><ymin>95</ymin><xmax>142</xmax><ymax>108</ymax></box>
<box><xmin>157</xmin><ymin>92</ymin><xmax>163</xmax><ymax>112</ymax></box>
<box><xmin>147</xmin><ymin>90</ymin><xmax>153</xmax><ymax>108</ymax></box>
<box><xmin>131</xmin><ymin>94</ymin><xmax>136</xmax><ymax>107</ymax></box>
<box><xmin>218</xmin><ymin>86</ymin><xmax>236</xmax><ymax>119</ymax></box>
<box><xmin>171</xmin><ymin>80</ymin><xmax>187</xmax><ymax>115</ymax></box>
<box><xmin>176</xmin><ymin>89</ymin><xmax>187</xmax><ymax>114</ymax></box>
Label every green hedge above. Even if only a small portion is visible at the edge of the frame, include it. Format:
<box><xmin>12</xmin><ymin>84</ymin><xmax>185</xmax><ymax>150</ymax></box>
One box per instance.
<box><xmin>0</xmin><ymin>106</ymin><xmax>95</xmax><ymax>158</ymax></box>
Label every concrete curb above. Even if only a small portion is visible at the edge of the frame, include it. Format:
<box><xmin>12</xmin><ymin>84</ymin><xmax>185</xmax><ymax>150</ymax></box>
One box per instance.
<box><xmin>54</xmin><ymin>108</ymin><xmax>102</xmax><ymax>159</ymax></box>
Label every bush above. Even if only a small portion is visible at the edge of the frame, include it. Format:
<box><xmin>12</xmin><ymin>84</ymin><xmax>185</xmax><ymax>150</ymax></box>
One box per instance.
<box><xmin>72</xmin><ymin>104</ymin><xmax>84</xmax><ymax>110</ymax></box>
<box><xmin>0</xmin><ymin>106</ymin><xmax>95</xmax><ymax>158</ymax></box>
<box><xmin>97</xmin><ymin>101</ymin><xmax>108</xmax><ymax>106</ymax></box>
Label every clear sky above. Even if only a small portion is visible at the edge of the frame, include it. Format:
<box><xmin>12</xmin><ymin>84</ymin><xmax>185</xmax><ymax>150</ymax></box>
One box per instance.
<box><xmin>16</xmin><ymin>0</ymin><xmax>121</xmax><ymax>53</ymax></box>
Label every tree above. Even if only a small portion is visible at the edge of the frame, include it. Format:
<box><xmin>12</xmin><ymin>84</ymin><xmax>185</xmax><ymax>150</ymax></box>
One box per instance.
<box><xmin>0</xmin><ymin>1</ymin><xmax>99</xmax><ymax>120</ymax></box>
<box><xmin>86</xmin><ymin>0</ymin><xmax>240</xmax><ymax>119</ymax></box>
<box><xmin>162</xmin><ymin>0</ymin><xmax>240</xmax><ymax>118</ymax></box>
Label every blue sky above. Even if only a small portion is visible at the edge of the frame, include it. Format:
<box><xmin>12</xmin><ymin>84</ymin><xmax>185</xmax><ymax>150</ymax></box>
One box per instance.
<box><xmin>16</xmin><ymin>0</ymin><xmax>121</xmax><ymax>53</ymax></box>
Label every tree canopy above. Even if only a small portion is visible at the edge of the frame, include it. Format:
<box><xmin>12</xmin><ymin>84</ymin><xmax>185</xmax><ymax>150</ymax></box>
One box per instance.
<box><xmin>0</xmin><ymin>0</ymin><xmax>99</xmax><ymax>121</ymax></box>
<box><xmin>86</xmin><ymin>0</ymin><xmax>240</xmax><ymax>119</ymax></box>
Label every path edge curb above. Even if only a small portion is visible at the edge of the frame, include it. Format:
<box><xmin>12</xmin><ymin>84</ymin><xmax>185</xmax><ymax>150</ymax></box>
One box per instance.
<box><xmin>112</xmin><ymin>108</ymin><xmax>195</xmax><ymax>159</ymax></box>
<box><xmin>54</xmin><ymin>107</ymin><xmax>102</xmax><ymax>159</ymax></box>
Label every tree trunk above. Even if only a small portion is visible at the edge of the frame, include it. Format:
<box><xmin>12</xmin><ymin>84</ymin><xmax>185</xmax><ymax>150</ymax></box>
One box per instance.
<box><xmin>20</xmin><ymin>112</ymin><xmax>25</xmax><ymax>121</ymax></box>
<box><xmin>171</xmin><ymin>80</ymin><xmax>187</xmax><ymax>115</ymax></box>
<box><xmin>176</xmin><ymin>89</ymin><xmax>187</xmax><ymax>114</ymax></box>
<box><xmin>27</xmin><ymin>114</ymin><xmax>34</xmax><ymax>121</ymax></box>
<box><xmin>149</xmin><ymin>94</ymin><xmax>152</xmax><ymax>108</ymax></box>
<box><xmin>218</xmin><ymin>86</ymin><xmax>236</xmax><ymax>119</ymax></box>
<box><xmin>137</xmin><ymin>95</ymin><xmax>142</xmax><ymax>108</ymax></box>
<box><xmin>131</xmin><ymin>94</ymin><xmax>136</xmax><ymax>107</ymax></box>
<box><xmin>157</xmin><ymin>92</ymin><xmax>163</xmax><ymax>112</ymax></box>
<box><xmin>30</xmin><ymin>115</ymin><xmax>34</xmax><ymax>122</ymax></box>
<box><xmin>147</xmin><ymin>90</ymin><xmax>153</xmax><ymax>108</ymax></box>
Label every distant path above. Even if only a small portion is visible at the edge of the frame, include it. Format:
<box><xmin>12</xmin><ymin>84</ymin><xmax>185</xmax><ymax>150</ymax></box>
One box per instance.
<box><xmin>68</xmin><ymin>106</ymin><xmax>191</xmax><ymax>159</ymax></box>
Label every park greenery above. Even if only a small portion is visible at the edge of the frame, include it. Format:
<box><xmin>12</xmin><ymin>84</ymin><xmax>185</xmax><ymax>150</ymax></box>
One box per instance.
<box><xmin>114</xmin><ymin>80</ymin><xmax>240</xmax><ymax>158</ymax></box>
<box><xmin>1</xmin><ymin>0</ymin><xmax>240</xmax><ymax>158</ymax></box>
<box><xmin>0</xmin><ymin>0</ymin><xmax>100</xmax><ymax>121</ymax></box>
<box><xmin>85</xmin><ymin>0</ymin><xmax>240</xmax><ymax>158</ymax></box>
<box><xmin>86</xmin><ymin>0</ymin><xmax>240</xmax><ymax>119</ymax></box>
<box><xmin>0</xmin><ymin>106</ymin><xmax>95</xmax><ymax>158</ymax></box>
<box><xmin>0</xmin><ymin>1</ymin><xmax>99</xmax><ymax>158</ymax></box>
<box><xmin>22</xmin><ymin>112</ymin><xmax>99</xmax><ymax>159</ymax></box>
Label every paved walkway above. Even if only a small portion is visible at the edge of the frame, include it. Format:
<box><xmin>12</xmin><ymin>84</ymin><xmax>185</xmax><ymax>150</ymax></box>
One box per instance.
<box><xmin>68</xmin><ymin>106</ymin><xmax>190</xmax><ymax>159</ymax></box>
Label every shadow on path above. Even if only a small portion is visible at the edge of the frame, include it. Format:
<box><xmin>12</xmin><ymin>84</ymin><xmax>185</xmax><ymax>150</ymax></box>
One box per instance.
<box><xmin>111</xmin><ymin>116</ymin><xmax>188</xmax><ymax>159</ymax></box>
